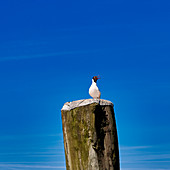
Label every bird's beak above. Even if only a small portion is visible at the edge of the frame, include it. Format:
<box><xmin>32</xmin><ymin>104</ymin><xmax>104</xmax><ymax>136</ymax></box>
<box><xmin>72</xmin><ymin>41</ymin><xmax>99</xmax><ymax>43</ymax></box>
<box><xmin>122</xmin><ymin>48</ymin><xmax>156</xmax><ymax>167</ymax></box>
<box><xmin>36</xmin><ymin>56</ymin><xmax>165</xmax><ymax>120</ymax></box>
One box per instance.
<box><xmin>97</xmin><ymin>75</ymin><xmax>100</xmax><ymax>79</ymax></box>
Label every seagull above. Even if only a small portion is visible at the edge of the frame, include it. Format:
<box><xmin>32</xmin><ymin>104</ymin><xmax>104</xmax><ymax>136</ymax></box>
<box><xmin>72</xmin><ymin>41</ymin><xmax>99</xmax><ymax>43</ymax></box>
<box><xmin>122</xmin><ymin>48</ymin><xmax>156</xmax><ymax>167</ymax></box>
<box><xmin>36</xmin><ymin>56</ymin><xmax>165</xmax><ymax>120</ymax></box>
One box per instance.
<box><xmin>89</xmin><ymin>76</ymin><xmax>101</xmax><ymax>99</ymax></box>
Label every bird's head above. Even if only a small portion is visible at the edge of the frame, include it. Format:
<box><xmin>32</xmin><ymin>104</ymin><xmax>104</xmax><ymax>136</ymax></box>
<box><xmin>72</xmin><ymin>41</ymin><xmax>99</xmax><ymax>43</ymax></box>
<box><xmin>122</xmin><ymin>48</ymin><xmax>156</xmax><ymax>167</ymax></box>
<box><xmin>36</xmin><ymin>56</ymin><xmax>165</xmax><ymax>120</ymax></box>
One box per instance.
<box><xmin>93</xmin><ymin>75</ymin><xmax>100</xmax><ymax>82</ymax></box>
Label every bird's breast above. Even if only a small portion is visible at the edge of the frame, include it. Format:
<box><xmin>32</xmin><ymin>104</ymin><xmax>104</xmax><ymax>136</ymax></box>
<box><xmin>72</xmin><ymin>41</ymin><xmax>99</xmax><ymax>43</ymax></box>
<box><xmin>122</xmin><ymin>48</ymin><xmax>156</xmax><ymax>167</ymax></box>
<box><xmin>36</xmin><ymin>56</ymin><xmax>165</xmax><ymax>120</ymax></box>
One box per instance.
<box><xmin>89</xmin><ymin>85</ymin><xmax>100</xmax><ymax>98</ymax></box>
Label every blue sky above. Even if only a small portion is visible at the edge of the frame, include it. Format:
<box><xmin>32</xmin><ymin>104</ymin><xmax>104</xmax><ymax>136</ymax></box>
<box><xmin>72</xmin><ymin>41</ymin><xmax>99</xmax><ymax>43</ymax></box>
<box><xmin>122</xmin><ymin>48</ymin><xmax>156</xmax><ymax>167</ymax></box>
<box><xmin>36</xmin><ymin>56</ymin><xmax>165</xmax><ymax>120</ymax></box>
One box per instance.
<box><xmin>0</xmin><ymin>0</ymin><xmax>170</xmax><ymax>169</ymax></box>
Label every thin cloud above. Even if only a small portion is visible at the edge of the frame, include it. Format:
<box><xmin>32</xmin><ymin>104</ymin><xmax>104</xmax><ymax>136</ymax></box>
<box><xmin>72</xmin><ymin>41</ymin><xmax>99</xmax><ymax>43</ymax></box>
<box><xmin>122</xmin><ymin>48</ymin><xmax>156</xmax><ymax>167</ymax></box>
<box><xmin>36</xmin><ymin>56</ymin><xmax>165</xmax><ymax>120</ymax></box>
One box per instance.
<box><xmin>0</xmin><ymin>163</ymin><xmax>65</xmax><ymax>169</ymax></box>
<box><xmin>121</xmin><ymin>168</ymin><xmax>167</xmax><ymax>170</ymax></box>
<box><xmin>0</xmin><ymin>52</ymin><xmax>76</xmax><ymax>61</ymax></box>
<box><xmin>0</xmin><ymin>49</ymin><xmax>104</xmax><ymax>62</ymax></box>
<box><xmin>120</xmin><ymin>145</ymin><xmax>151</xmax><ymax>150</ymax></box>
<box><xmin>0</xmin><ymin>151</ymin><xmax>64</xmax><ymax>155</ymax></box>
<box><xmin>0</xmin><ymin>162</ymin><xmax>64</xmax><ymax>164</ymax></box>
<box><xmin>120</xmin><ymin>144</ymin><xmax>170</xmax><ymax>169</ymax></box>
<box><xmin>0</xmin><ymin>133</ymin><xmax>64</xmax><ymax>141</ymax></box>
<box><xmin>121</xmin><ymin>153</ymin><xmax>170</xmax><ymax>162</ymax></box>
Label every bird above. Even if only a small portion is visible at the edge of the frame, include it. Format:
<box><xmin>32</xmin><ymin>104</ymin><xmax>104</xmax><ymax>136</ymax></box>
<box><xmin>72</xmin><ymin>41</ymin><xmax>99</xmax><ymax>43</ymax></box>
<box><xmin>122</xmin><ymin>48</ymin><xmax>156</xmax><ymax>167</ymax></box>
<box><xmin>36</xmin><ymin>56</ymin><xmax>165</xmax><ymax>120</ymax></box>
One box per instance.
<box><xmin>89</xmin><ymin>76</ymin><xmax>101</xmax><ymax>99</ymax></box>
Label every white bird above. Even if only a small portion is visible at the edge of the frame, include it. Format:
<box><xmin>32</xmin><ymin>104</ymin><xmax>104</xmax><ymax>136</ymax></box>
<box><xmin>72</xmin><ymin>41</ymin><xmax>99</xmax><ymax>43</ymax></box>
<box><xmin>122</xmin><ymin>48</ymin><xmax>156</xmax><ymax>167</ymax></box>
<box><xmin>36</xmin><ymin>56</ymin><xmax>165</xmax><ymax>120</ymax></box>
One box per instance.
<box><xmin>89</xmin><ymin>76</ymin><xmax>101</xmax><ymax>99</ymax></box>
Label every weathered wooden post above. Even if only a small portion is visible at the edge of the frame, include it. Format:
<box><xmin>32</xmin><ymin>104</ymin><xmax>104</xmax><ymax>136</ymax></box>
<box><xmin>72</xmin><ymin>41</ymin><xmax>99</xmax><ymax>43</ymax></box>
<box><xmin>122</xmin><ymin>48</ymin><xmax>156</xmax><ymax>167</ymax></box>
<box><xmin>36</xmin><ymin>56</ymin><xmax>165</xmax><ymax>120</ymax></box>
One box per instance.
<box><xmin>61</xmin><ymin>99</ymin><xmax>120</xmax><ymax>170</ymax></box>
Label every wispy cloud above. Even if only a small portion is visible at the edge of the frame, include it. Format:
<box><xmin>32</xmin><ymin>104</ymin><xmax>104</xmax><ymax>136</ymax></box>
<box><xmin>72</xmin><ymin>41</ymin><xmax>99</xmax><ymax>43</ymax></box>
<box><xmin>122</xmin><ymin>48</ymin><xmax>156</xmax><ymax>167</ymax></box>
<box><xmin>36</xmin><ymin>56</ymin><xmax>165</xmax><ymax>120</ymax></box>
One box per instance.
<box><xmin>0</xmin><ymin>133</ymin><xmax>63</xmax><ymax>141</ymax></box>
<box><xmin>0</xmin><ymin>133</ymin><xmax>66</xmax><ymax>169</ymax></box>
<box><xmin>121</xmin><ymin>168</ymin><xmax>167</xmax><ymax>170</ymax></box>
<box><xmin>0</xmin><ymin>162</ymin><xmax>64</xmax><ymax>164</ymax></box>
<box><xmin>0</xmin><ymin>52</ymin><xmax>76</xmax><ymax>61</ymax></box>
<box><xmin>120</xmin><ymin>145</ymin><xmax>151</xmax><ymax>150</ymax></box>
<box><xmin>120</xmin><ymin>144</ymin><xmax>170</xmax><ymax>169</ymax></box>
<box><xmin>0</xmin><ymin>163</ymin><xmax>66</xmax><ymax>169</ymax></box>
<box><xmin>0</xmin><ymin>48</ymin><xmax>104</xmax><ymax>62</ymax></box>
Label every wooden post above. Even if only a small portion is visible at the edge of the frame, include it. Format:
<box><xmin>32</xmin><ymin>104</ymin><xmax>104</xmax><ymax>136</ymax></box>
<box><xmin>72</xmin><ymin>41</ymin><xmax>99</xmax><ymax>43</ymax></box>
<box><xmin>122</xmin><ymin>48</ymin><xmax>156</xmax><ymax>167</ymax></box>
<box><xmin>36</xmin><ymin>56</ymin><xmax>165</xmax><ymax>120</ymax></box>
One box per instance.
<box><xmin>61</xmin><ymin>99</ymin><xmax>120</xmax><ymax>170</ymax></box>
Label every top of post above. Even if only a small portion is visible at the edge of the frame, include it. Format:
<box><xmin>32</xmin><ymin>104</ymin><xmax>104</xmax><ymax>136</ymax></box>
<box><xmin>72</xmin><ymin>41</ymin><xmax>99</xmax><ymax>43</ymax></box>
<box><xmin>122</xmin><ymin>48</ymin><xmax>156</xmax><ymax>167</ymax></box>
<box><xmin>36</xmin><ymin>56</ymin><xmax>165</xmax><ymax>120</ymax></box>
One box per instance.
<box><xmin>61</xmin><ymin>99</ymin><xmax>113</xmax><ymax>111</ymax></box>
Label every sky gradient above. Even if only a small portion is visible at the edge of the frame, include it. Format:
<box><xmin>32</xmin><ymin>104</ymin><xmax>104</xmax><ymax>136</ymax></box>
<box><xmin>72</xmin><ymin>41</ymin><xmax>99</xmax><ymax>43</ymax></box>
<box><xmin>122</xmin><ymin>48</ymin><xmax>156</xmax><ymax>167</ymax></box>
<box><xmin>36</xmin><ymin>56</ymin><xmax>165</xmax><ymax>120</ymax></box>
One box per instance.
<box><xmin>0</xmin><ymin>0</ymin><xmax>170</xmax><ymax>169</ymax></box>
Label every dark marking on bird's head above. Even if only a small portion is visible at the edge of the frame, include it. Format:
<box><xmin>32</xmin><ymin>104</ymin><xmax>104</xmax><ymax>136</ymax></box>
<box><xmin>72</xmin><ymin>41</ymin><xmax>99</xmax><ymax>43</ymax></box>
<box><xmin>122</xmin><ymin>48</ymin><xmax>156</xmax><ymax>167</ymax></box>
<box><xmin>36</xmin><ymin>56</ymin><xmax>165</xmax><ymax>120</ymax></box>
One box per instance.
<box><xmin>93</xmin><ymin>76</ymin><xmax>100</xmax><ymax>82</ymax></box>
